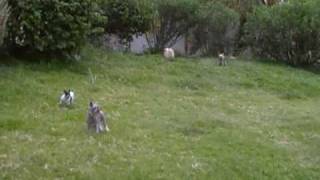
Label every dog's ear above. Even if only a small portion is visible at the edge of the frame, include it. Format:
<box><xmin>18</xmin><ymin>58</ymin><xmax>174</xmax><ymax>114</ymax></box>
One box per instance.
<box><xmin>68</xmin><ymin>89</ymin><xmax>71</xmax><ymax>93</ymax></box>
<box><xmin>89</xmin><ymin>101</ymin><xmax>93</xmax><ymax>107</ymax></box>
<box><xmin>64</xmin><ymin>90</ymin><xmax>68</xmax><ymax>94</ymax></box>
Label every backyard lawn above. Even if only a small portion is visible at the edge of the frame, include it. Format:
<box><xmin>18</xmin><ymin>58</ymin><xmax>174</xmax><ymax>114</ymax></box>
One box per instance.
<box><xmin>0</xmin><ymin>47</ymin><xmax>319</xmax><ymax>179</ymax></box>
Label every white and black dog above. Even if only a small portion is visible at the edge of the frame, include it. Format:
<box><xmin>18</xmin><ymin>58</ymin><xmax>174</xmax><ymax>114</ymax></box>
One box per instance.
<box><xmin>59</xmin><ymin>89</ymin><xmax>75</xmax><ymax>106</ymax></box>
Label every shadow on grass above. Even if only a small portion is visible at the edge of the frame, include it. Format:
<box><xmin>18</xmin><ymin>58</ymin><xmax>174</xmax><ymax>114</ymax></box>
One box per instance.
<box><xmin>0</xmin><ymin>49</ymin><xmax>91</xmax><ymax>75</ymax></box>
<box><xmin>249</xmin><ymin>57</ymin><xmax>320</xmax><ymax>75</ymax></box>
<box><xmin>301</xmin><ymin>65</ymin><xmax>320</xmax><ymax>75</ymax></box>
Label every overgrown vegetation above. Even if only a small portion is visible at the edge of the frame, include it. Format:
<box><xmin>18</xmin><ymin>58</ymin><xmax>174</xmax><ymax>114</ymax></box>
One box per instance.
<box><xmin>101</xmin><ymin>0</ymin><xmax>152</xmax><ymax>44</ymax></box>
<box><xmin>0</xmin><ymin>0</ymin><xmax>319</xmax><ymax>67</ymax></box>
<box><xmin>245</xmin><ymin>0</ymin><xmax>320</xmax><ymax>65</ymax></box>
<box><xmin>0</xmin><ymin>0</ymin><xmax>10</xmax><ymax>45</ymax></box>
<box><xmin>6</xmin><ymin>0</ymin><xmax>105</xmax><ymax>55</ymax></box>
<box><xmin>146</xmin><ymin>0</ymin><xmax>199</xmax><ymax>52</ymax></box>
<box><xmin>191</xmin><ymin>2</ymin><xmax>240</xmax><ymax>55</ymax></box>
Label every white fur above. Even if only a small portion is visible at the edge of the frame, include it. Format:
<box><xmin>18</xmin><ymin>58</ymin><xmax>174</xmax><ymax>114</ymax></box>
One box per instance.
<box><xmin>59</xmin><ymin>91</ymin><xmax>74</xmax><ymax>105</ymax></box>
<box><xmin>218</xmin><ymin>53</ymin><xmax>226</xmax><ymax>66</ymax></box>
<box><xmin>164</xmin><ymin>48</ymin><xmax>175</xmax><ymax>59</ymax></box>
<box><xmin>218</xmin><ymin>53</ymin><xmax>225</xmax><ymax>59</ymax></box>
<box><xmin>96</xmin><ymin>112</ymin><xmax>110</xmax><ymax>132</ymax></box>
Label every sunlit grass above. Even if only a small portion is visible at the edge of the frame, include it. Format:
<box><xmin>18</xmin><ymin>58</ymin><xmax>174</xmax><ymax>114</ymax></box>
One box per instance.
<box><xmin>0</xmin><ymin>47</ymin><xmax>319</xmax><ymax>179</ymax></box>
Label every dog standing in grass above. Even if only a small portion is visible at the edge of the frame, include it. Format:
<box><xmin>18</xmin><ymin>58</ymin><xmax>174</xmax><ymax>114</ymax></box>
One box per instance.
<box><xmin>218</xmin><ymin>53</ymin><xmax>226</xmax><ymax>66</ymax></box>
<box><xmin>87</xmin><ymin>101</ymin><xmax>109</xmax><ymax>133</ymax></box>
<box><xmin>164</xmin><ymin>48</ymin><xmax>175</xmax><ymax>60</ymax></box>
<box><xmin>59</xmin><ymin>89</ymin><xmax>75</xmax><ymax>106</ymax></box>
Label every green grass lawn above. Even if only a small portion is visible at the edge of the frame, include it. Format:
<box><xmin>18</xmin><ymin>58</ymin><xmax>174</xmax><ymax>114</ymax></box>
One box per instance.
<box><xmin>1</xmin><ymin>47</ymin><xmax>320</xmax><ymax>179</ymax></box>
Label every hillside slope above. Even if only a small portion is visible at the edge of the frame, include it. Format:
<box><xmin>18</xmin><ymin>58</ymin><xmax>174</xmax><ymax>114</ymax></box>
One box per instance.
<box><xmin>1</xmin><ymin>47</ymin><xmax>320</xmax><ymax>179</ymax></box>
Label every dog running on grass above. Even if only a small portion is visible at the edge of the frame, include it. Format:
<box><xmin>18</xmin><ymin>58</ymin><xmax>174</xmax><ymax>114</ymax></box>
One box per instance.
<box><xmin>59</xmin><ymin>89</ymin><xmax>75</xmax><ymax>106</ymax></box>
<box><xmin>87</xmin><ymin>101</ymin><xmax>110</xmax><ymax>133</ymax></box>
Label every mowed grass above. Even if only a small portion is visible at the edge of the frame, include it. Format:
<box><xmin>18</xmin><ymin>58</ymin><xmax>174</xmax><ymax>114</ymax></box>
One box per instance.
<box><xmin>0</xmin><ymin>47</ymin><xmax>320</xmax><ymax>179</ymax></box>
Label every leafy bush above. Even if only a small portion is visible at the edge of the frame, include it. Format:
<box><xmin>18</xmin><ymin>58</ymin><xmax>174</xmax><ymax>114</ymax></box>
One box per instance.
<box><xmin>245</xmin><ymin>0</ymin><xmax>320</xmax><ymax>65</ymax></box>
<box><xmin>146</xmin><ymin>0</ymin><xmax>199</xmax><ymax>52</ymax></box>
<box><xmin>6</xmin><ymin>0</ymin><xmax>105</xmax><ymax>55</ymax></box>
<box><xmin>101</xmin><ymin>0</ymin><xmax>152</xmax><ymax>44</ymax></box>
<box><xmin>201</xmin><ymin>0</ymin><xmax>262</xmax><ymax>15</ymax></box>
<box><xmin>191</xmin><ymin>2</ymin><xmax>240</xmax><ymax>55</ymax></box>
<box><xmin>0</xmin><ymin>0</ymin><xmax>10</xmax><ymax>45</ymax></box>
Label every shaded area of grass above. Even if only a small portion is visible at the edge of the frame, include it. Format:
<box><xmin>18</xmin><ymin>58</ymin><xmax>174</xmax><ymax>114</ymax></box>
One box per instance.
<box><xmin>0</xmin><ymin>46</ymin><xmax>319</xmax><ymax>179</ymax></box>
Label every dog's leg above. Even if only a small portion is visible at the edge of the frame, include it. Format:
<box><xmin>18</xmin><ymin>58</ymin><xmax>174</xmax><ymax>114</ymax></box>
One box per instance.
<box><xmin>105</xmin><ymin>124</ymin><xmax>110</xmax><ymax>132</ymax></box>
<box><xmin>101</xmin><ymin>113</ymin><xmax>109</xmax><ymax>132</ymax></box>
<box><xmin>70</xmin><ymin>97</ymin><xmax>73</xmax><ymax>105</ymax></box>
<box><xmin>95</xmin><ymin>120</ymin><xmax>100</xmax><ymax>133</ymax></box>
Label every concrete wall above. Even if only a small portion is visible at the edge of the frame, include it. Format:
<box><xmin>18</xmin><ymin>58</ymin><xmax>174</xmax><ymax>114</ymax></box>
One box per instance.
<box><xmin>103</xmin><ymin>25</ymin><xmax>239</xmax><ymax>56</ymax></box>
<box><xmin>103</xmin><ymin>34</ymin><xmax>187</xmax><ymax>55</ymax></box>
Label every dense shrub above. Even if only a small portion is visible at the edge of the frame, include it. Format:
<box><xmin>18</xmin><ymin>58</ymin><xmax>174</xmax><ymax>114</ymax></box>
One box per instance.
<box><xmin>245</xmin><ymin>0</ymin><xmax>320</xmax><ymax>65</ymax></box>
<box><xmin>201</xmin><ymin>0</ymin><xmax>262</xmax><ymax>15</ymax></box>
<box><xmin>0</xmin><ymin>0</ymin><xmax>10</xmax><ymax>45</ymax></box>
<box><xmin>191</xmin><ymin>2</ymin><xmax>240</xmax><ymax>55</ymax></box>
<box><xmin>101</xmin><ymin>0</ymin><xmax>152</xmax><ymax>44</ymax></box>
<box><xmin>146</xmin><ymin>0</ymin><xmax>199</xmax><ymax>52</ymax></box>
<box><xmin>7</xmin><ymin>0</ymin><xmax>105</xmax><ymax>55</ymax></box>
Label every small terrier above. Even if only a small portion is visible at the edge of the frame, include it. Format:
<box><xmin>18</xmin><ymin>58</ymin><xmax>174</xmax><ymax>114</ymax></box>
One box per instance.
<box><xmin>164</xmin><ymin>48</ymin><xmax>175</xmax><ymax>60</ymax></box>
<box><xmin>87</xmin><ymin>101</ymin><xmax>109</xmax><ymax>133</ymax></box>
<box><xmin>59</xmin><ymin>89</ymin><xmax>75</xmax><ymax>106</ymax></box>
<box><xmin>218</xmin><ymin>53</ymin><xmax>226</xmax><ymax>66</ymax></box>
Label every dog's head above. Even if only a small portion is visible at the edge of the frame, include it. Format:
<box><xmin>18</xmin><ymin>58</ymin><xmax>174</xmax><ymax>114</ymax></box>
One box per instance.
<box><xmin>164</xmin><ymin>48</ymin><xmax>173</xmax><ymax>52</ymax></box>
<box><xmin>89</xmin><ymin>101</ymin><xmax>100</xmax><ymax>114</ymax></box>
<box><xmin>63</xmin><ymin>89</ymin><xmax>71</xmax><ymax>97</ymax></box>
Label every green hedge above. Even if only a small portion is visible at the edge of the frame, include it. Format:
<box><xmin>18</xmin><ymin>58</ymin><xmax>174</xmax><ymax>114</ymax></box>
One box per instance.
<box><xmin>192</xmin><ymin>2</ymin><xmax>240</xmax><ymax>55</ymax></box>
<box><xmin>101</xmin><ymin>0</ymin><xmax>152</xmax><ymax>43</ymax></box>
<box><xmin>7</xmin><ymin>0</ymin><xmax>105</xmax><ymax>55</ymax></box>
<box><xmin>245</xmin><ymin>0</ymin><xmax>320</xmax><ymax>65</ymax></box>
